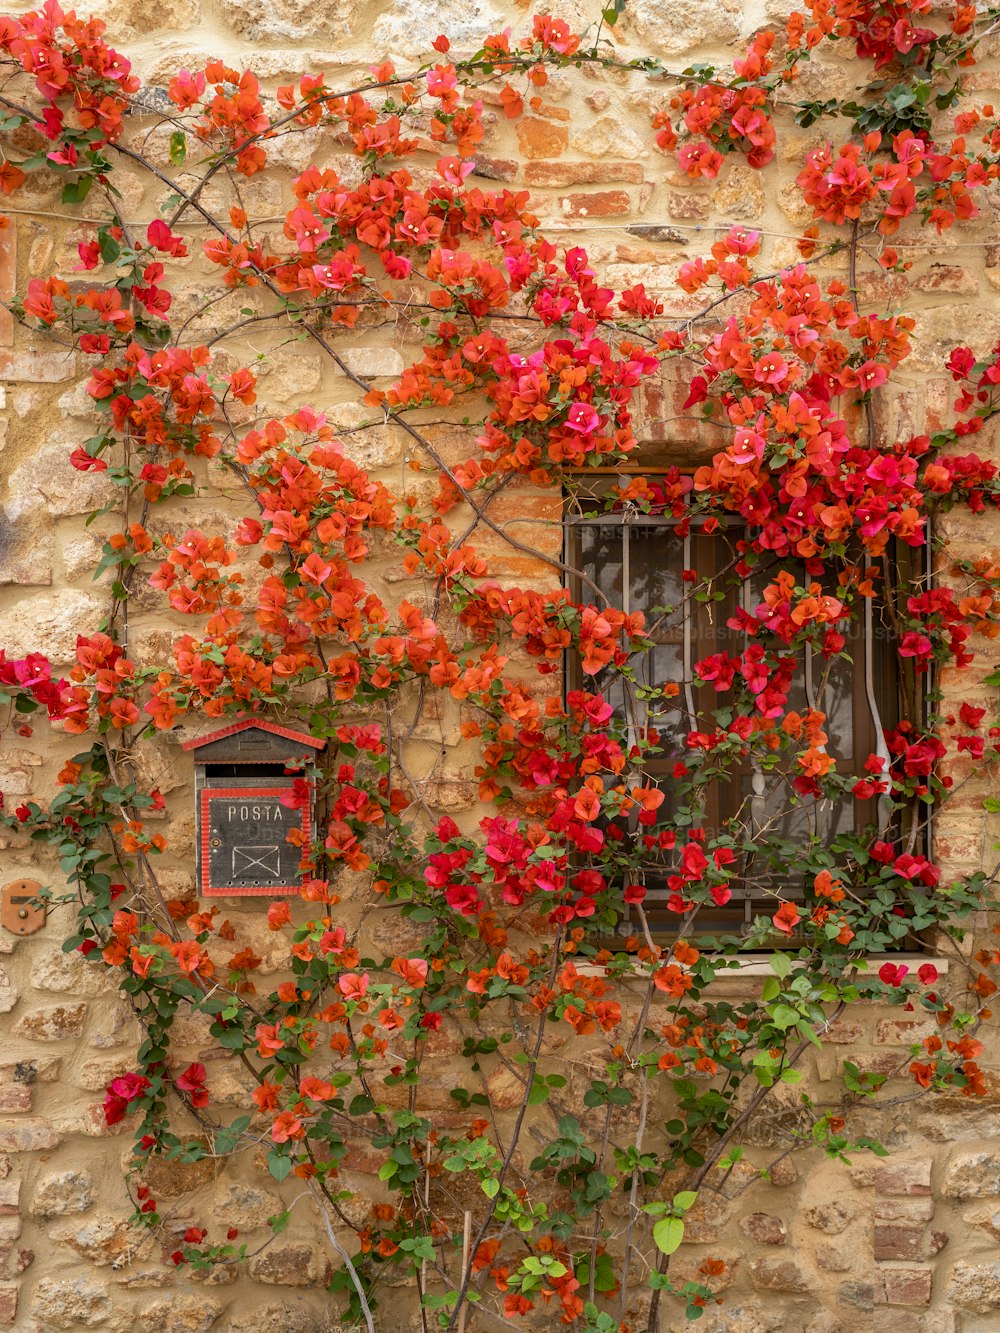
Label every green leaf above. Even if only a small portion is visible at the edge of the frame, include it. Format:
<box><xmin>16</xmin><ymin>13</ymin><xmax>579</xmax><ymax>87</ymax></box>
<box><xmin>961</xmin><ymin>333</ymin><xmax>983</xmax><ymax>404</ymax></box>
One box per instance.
<box><xmin>652</xmin><ymin>1216</ymin><xmax>685</xmax><ymax>1255</ymax></box>
<box><xmin>796</xmin><ymin>1020</ymin><xmax>823</xmax><ymax>1049</ymax></box>
<box><xmin>98</xmin><ymin>231</ymin><xmax>121</xmax><ymax>263</ymax></box>
<box><xmin>267</xmin><ymin>1152</ymin><xmax>292</xmax><ymax>1183</ymax></box>
<box><xmin>760</xmin><ymin>976</ymin><xmax>780</xmax><ymax>1002</ymax></box>
<box><xmin>770</xmin><ymin>1003</ymin><xmax>800</xmax><ymax>1030</ymax></box>
<box><xmin>61</xmin><ymin>175</ymin><xmax>94</xmax><ymax>205</ymax></box>
<box><xmin>169</xmin><ymin>131</ymin><xmax>187</xmax><ymax>164</ymax></box>
<box><xmin>527</xmin><ymin>1077</ymin><xmax>549</xmax><ymax>1106</ymax></box>
<box><xmin>769</xmin><ymin>953</ymin><xmax>792</xmax><ymax>979</ymax></box>
<box><xmin>672</xmin><ymin>1190</ymin><xmax>697</xmax><ymax>1213</ymax></box>
<box><xmin>482</xmin><ymin>1178</ymin><xmax>500</xmax><ymax>1198</ymax></box>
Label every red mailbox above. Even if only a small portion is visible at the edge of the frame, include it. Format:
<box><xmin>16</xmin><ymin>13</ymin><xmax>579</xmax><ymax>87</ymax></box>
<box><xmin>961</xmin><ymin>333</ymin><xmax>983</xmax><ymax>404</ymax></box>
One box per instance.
<box><xmin>183</xmin><ymin>718</ymin><xmax>326</xmax><ymax>897</ymax></box>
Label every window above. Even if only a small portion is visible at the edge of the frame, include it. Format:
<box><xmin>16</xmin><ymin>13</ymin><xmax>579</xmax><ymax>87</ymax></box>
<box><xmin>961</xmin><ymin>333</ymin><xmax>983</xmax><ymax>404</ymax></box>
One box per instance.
<box><xmin>564</xmin><ymin>476</ymin><xmax>921</xmax><ymax>942</ymax></box>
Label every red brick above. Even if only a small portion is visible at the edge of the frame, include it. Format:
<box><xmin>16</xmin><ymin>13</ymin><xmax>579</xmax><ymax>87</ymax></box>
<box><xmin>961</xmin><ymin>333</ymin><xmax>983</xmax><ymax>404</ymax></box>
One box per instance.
<box><xmin>561</xmin><ymin>191</ymin><xmax>632</xmax><ymax>218</ymax></box>
<box><xmin>0</xmin><ymin>1283</ymin><xmax>14</xmax><ymax>1326</ymax></box>
<box><xmin>0</xmin><ymin>1089</ymin><xmax>31</xmax><ymax>1114</ymax></box>
<box><xmin>531</xmin><ymin>101</ymin><xmax>570</xmax><ymax>121</ymax></box>
<box><xmin>525</xmin><ymin>161</ymin><xmax>644</xmax><ymax>187</ymax></box>
<box><xmin>875</xmin><ymin>1018</ymin><xmax>936</xmax><ymax>1045</ymax></box>
<box><xmin>876</xmin><ymin>1315</ymin><xmax>924</xmax><ymax>1333</ymax></box>
<box><xmin>471</xmin><ymin>156</ymin><xmax>518</xmax><ymax>182</ymax></box>
<box><xmin>875</xmin><ymin>1161</ymin><xmax>933</xmax><ymax>1196</ymax></box>
<box><xmin>840</xmin><ymin>1052</ymin><xmax>907</xmax><ymax>1077</ymax></box>
<box><xmin>876</xmin><ymin>1267</ymin><xmax>933</xmax><ymax>1307</ymax></box>
<box><xmin>914</xmin><ymin>264</ymin><xmax>977</xmax><ymax>295</ymax></box>
<box><xmin>874</xmin><ymin>1224</ymin><xmax>924</xmax><ymax>1261</ymax></box>
<box><xmin>876</xmin><ymin>1198</ymin><xmax>934</xmax><ymax>1223</ymax></box>
<box><xmin>823</xmin><ymin>1019</ymin><xmax>864</xmax><ymax>1044</ymax></box>
<box><xmin>515</xmin><ymin>118</ymin><xmax>568</xmax><ymax>160</ymax></box>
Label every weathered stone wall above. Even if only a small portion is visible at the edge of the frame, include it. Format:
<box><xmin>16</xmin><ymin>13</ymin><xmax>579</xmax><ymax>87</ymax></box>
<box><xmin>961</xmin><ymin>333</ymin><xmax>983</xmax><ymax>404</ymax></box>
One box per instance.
<box><xmin>2</xmin><ymin>1</ymin><xmax>1000</xmax><ymax>1330</ymax></box>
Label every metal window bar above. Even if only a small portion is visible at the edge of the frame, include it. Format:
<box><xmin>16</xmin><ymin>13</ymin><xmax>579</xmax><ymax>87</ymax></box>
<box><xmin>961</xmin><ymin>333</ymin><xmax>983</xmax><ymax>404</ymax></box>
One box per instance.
<box><xmin>563</xmin><ymin>486</ymin><xmax>912</xmax><ymax>941</ymax></box>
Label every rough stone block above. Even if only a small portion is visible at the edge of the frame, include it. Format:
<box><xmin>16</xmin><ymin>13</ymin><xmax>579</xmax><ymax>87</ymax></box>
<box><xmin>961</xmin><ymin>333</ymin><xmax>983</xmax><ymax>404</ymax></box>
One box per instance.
<box><xmin>838</xmin><ymin>1279</ymin><xmax>874</xmax><ymax>1311</ymax></box>
<box><xmin>804</xmin><ymin>1200</ymin><xmax>856</xmax><ymax>1234</ymax></box>
<box><xmin>247</xmin><ymin>1242</ymin><xmax>318</xmax><ymax>1285</ymax></box>
<box><xmin>53</xmin><ymin>1213</ymin><xmax>135</xmax><ymax>1267</ymax></box>
<box><xmin>0</xmin><ymin>1120</ymin><xmax>60</xmax><ymax>1153</ymax></box>
<box><xmin>339</xmin><ymin>347</ymin><xmax>403</xmax><ymax>379</ymax></box>
<box><xmin>739</xmin><ymin>1212</ymin><xmax>787</xmax><ymax>1245</ymax></box>
<box><xmin>30</xmin><ymin>1170</ymin><xmax>95</xmax><ymax>1216</ymax></box>
<box><xmin>29</xmin><ymin>946</ymin><xmax>115</xmax><ymax>997</ymax></box>
<box><xmin>515</xmin><ymin>117</ymin><xmax>568</xmax><ymax>160</ymax></box>
<box><xmin>11</xmin><ymin>1003</ymin><xmax>88</xmax><ymax>1042</ymax></box>
<box><xmin>0</xmin><ymin>590</ymin><xmax>106</xmax><ymax>662</ymax></box>
<box><xmin>0</xmin><ymin>970</ymin><xmax>18</xmax><ymax>1016</ymax></box>
<box><xmin>136</xmin><ymin>1293</ymin><xmax>224</xmax><ymax>1330</ymax></box>
<box><xmin>946</xmin><ymin>1260</ymin><xmax>1000</xmax><ymax>1312</ymax></box>
<box><xmin>941</xmin><ymin>1150</ymin><xmax>1000</xmax><ymax>1199</ymax></box>
<box><xmin>211</xmin><ymin>1182</ymin><xmax>282</xmax><ymax>1230</ymax></box>
<box><xmin>0</xmin><ymin>226</ymin><xmax>13</xmax><ymax>347</ymax></box>
<box><xmin>0</xmin><ymin>349</ymin><xmax>78</xmax><ymax>381</ymax></box>
<box><xmin>747</xmin><ymin>1255</ymin><xmax>809</xmax><ymax>1293</ymax></box>
<box><xmin>30</xmin><ymin>1275</ymin><xmax>111</xmax><ymax>1327</ymax></box>
<box><xmin>7</xmin><ymin>441</ymin><xmax>116</xmax><ymax>521</ymax></box>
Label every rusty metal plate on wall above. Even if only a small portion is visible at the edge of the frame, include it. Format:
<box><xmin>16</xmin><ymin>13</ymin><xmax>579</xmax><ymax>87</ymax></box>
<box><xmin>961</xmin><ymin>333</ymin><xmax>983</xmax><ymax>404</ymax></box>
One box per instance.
<box><xmin>1</xmin><ymin>879</ymin><xmax>46</xmax><ymax>935</ymax></box>
<box><xmin>200</xmin><ymin>786</ymin><xmax>311</xmax><ymax>896</ymax></box>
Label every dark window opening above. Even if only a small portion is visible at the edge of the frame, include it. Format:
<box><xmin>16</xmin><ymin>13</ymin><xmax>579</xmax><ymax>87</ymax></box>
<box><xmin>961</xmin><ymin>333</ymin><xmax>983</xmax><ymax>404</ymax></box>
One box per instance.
<box><xmin>564</xmin><ymin>478</ymin><xmax>924</xmax><ymax>943</ymax></box>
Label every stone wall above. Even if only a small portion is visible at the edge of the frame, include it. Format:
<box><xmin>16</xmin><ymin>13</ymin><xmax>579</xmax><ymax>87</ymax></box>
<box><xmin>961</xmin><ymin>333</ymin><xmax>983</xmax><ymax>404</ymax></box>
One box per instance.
<box><xmin>2</xmin><ymin>0</ymin><xmax>1000</xmax><ymax>1330</ymax></box>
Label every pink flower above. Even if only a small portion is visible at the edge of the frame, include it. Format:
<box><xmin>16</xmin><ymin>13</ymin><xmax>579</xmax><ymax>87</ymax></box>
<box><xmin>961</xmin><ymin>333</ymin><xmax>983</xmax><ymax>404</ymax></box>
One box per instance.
<box><xmin>437</xmin><ymin>156</ymin><xmax>473</xmax><ymax>187</ymax></box>
<box><xmin>337</xmin><ymin>972</ymin><xmax>369</xmax><ymax>1001</ymax></box>
<box><xmin>565</xmin><ymin>403</ymin><xmax>601</xmax><ymax>435</ymax></box>
<box><xmin>103</xmin><ymin>1072</ymin><xmax>151</xmax><ymax>1125</ymax></box>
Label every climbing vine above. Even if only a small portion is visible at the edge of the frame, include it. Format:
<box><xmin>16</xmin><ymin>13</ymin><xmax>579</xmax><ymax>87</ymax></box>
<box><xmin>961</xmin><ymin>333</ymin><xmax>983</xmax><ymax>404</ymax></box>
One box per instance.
<box><xmin>3</xmin><ymin>0</ymin><xmax>1000</xmax><ymax>1327</ymax></box>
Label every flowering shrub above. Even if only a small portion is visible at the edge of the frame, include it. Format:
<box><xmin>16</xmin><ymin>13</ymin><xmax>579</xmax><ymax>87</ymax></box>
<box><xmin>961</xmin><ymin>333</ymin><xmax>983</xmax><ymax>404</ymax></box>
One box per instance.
<box><xmin>2</xmin><ymin>0</ymin><xmax>1000</xmax><ymax>1327</ymax></box>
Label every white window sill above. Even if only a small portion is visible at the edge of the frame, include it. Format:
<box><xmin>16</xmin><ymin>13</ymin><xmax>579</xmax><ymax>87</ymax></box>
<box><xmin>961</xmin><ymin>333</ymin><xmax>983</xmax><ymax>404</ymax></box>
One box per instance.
<box><xmin>576</xmin><ymin>953</ymin><xmax>949</xmax><ymax>979</ymax></box>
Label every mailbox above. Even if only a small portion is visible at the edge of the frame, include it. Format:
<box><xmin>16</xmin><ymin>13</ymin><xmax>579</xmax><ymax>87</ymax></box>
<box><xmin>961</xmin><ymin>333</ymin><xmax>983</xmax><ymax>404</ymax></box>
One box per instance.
<box><xmin>183</xmin><ymin>719</ymin><xmax>326</xmax><ymax>897</ymax></box>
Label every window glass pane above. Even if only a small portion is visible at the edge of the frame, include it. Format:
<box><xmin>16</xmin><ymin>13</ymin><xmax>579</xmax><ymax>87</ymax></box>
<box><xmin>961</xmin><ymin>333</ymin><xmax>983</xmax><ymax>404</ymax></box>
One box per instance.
<box><xmin>817</xmin><ymin>648</ymin><xmax>856</xmax><ymax>755</ymax></box>
<box><xmin>577</xmin><ymin>523</ymin><xmax>626</xmax><ymax>715</ymax></box>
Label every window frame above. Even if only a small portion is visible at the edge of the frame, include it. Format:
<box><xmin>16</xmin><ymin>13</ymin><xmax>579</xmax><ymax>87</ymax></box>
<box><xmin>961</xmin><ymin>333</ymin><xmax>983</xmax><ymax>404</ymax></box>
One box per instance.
<box><xmin>562</xmin><ymin>470</ymin><xmax>925</xmax><ymax>943</ymax></box>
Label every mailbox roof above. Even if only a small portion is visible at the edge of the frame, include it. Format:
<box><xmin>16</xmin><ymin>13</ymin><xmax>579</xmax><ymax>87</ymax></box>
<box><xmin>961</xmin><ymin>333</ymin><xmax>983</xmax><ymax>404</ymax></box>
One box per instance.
<box><xmin>182</xmin><ymin>718</ymin><xmax>326</xmax><ymax>753</ymax></box>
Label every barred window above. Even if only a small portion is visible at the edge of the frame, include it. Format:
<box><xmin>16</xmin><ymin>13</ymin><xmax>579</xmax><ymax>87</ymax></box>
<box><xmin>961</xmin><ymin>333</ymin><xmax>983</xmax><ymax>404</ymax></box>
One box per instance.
<box><xmin>565</xmin><ymin>478</ymin><xmax>920</xmax><ymax>941</ymax></box>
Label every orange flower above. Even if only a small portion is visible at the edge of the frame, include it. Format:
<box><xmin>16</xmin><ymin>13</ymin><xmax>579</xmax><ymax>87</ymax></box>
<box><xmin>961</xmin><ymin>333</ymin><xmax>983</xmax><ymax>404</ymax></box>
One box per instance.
<box><xmin>270</xmin><ymin>1111</ymin><xmax>304</xmax><ymax>1143</ymax></box>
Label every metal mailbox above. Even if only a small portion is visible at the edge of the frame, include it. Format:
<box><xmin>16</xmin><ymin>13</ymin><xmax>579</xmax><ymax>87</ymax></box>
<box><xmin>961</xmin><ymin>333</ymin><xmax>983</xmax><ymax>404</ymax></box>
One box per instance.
<box><xmin>183</xmin><ymin>719</ymin><xmax>326</xmax><ymax>897</ymax></box>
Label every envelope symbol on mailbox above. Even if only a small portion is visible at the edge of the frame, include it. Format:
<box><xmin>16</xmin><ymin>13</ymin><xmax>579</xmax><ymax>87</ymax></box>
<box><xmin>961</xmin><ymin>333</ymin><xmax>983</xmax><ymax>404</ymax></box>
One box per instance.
<box><xmin>232</xmin><ymin>845</ymin><xmax>281</xmax><ymax>878</ymax></box>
